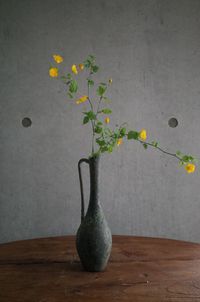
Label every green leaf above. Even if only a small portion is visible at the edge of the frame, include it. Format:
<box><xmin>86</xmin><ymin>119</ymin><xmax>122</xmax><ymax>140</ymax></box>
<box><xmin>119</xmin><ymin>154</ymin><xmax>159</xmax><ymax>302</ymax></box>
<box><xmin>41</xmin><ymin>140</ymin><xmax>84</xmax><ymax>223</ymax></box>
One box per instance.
<box><xmin>100</xmin><ymin>146</ymin><xmax>109</xmax><ymax>153</ymax></box>
<box><xmin>84</xmin><ymin>55</ymin><xmax>95</xmax><ymax>67</ymax></box>
<box><xmin>95</xmin><ymin>126</ymin><xmax>102</xmax><ymax>134</ymax></box>
<box><xmin>84</xmin><ymin>60</ymin><xmax>91</xmax><ymax>68</ymax></box>
<box><xmin>83</xmin><ymin>116</ymin><xmax>89</xmax><ymax>124</ymax></box>
<box><xmin>120</xmin><ymin>127</ymin><xmax>126</xmax><ymax>137</ymax></box>
<box><xmin>60</xmin><ymin>76</ymin><xmax>67</xmax><ymax>81</ymax></box>
<box><xmin>101</xmin><ymin>108</ymin><xmax>112</xmax><ymax>114</ymax></box>
<box><xmin>182</xmin><ymin>155</ymin><xmax>191</xmax><ymax>162</ymax></box>
<box><xmin>88</xmin><ymin>54</ymin><xmax>95</xmax><ymax>61</ymax></box>
<box><xmin>96</xmin><ymin>139</ymin><xmax>106</xmax><ymax>146</ymax></box>
<box><xmin>69</xmin><ymin>80</ymin><xmax>78</xmax><ymax>93</ymax></box>
<box><xmin>108</xmin><ymin>146</ymin><xmax>113</xmax><ymax>153</ymax></box>
<box><xmin>176</xmin><ymin>151</ymin><xmax>182</xmax><ymax>156</ymax></box>
<box><xmin>88</xmin><ymin>111</ymin><xmax>96</xmax><ymax>120</ymax></box>
<box><xmin>87</xmin><ymin>79</ymin><xmax>94</xmax><ymax>87</ymax></box>
<box><xmin>92</xmin><ymin>65</ymin><xmax>99</xmax><ymax>73</ymax></box>
<box><xmin>182</xmin><ymin>155</ymin><xmax>189</xmax><ymax>162</ymax></box>
<box><xmin>151</xmin><ymin>141</ymin><xmax>158</xmax><ymax>147</ymax></box>
<box><xmin>83</xmin><ymin>111</ymin><xmax>96</xmax><ymax>120</ymax></box>
<box><xmin>113</xmin><ymin>130</ymin><xmax>119</xmax><ymax>139</ymax></box>
<box><xmin>127</xmin><ymin>131</ymin><xmax>139</xmax><ymax>140</ymax></box>
<box><xmin>97</xmin><ymin>85</ymin><xmax>106</xmax><ymax>96</ymax></box>
<box><xmin>143</xmin><ymin>143</ymin><xmax>148</xmax><ymax>150</ymax></box>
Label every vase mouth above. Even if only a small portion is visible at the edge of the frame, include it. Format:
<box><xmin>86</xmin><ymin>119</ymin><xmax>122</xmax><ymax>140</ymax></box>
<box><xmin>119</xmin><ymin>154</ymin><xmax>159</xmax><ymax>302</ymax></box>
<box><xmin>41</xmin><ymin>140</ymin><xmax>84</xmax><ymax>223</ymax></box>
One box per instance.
<box><xmin>89</xmin><ymin>153</ymin><xmax>100</xmax><ymax>160</ymax></box>
<box><xmin>88</xmin><ymin>154</ymin><xmax>100</xmax><ymax>166</ymax></box>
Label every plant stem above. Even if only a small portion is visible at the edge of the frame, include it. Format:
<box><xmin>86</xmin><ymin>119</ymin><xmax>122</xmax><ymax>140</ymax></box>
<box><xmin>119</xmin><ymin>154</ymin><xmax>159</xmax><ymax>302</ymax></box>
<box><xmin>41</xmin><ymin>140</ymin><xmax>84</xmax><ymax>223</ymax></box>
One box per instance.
<box><xmin>87</xmin><ymin>74</ymin><xmax>95</xmax><ymax>155</ymax></box>
<box><xmin>96</xmin><ymin>96</ymin><xmax>103</xmax><ymax>117</ymax></box>
<box><xmin>138</xmin><ymin>140</ymin><xmax>182</xmax><ymax>161</ymax></box>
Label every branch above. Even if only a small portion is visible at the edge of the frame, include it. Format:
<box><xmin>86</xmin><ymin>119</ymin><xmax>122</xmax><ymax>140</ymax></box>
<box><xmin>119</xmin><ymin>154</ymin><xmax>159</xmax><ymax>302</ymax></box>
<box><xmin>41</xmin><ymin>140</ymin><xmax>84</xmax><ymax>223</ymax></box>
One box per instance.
<box><xmin>138</xmin><ymin>139</ymin><xmax>182</xmax><ymax>161</ymax></box>
<box><xmin>87</xmin><ymin>73</ymin><xmax>95</xmax><ymax>154</ymax></box>
<box><xmin>96</xmin><ymin>96</ymin><xmax>103</xmax><ymax>117</ymax></box>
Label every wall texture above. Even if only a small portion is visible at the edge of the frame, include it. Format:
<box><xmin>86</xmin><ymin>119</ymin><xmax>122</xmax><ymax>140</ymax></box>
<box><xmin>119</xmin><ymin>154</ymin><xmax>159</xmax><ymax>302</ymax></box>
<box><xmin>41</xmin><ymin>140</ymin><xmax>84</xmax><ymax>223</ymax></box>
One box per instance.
<box><xmin>0</xmin><ymin>0</ymin><xmax>200</xmax><ymax>243</ymax></box>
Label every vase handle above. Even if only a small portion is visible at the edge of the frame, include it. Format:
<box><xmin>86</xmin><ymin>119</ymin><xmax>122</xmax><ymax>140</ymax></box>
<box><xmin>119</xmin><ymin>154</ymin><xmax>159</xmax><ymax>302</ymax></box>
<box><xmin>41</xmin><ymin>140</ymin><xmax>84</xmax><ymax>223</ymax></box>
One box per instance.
<box><xmin>78</xmin><ymin>158</ymin><xmax>90</xmax><ymax>223</ymax></box>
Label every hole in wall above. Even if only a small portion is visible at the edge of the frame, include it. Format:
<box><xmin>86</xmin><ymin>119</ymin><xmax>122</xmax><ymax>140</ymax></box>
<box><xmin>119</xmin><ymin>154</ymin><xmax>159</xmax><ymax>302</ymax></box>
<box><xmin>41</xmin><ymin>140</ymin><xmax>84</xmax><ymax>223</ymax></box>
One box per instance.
<box><xmin>22</xmin><ymin>117</ymin><xmax>32</xmax><ymax>128</ymax></box>
<box><xmin>168</xmin><ymin>117</ymin><xmax>178</xmax><ymax>128</ymax></box>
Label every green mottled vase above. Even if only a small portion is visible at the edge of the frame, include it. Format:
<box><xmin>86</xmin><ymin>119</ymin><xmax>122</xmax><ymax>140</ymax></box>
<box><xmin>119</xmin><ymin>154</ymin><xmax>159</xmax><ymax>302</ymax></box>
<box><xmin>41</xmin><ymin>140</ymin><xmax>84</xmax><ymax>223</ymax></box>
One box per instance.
<box><xmin>76</xmin><ymin>155</ymin><xmax>112</xmax><ymax>272</ymax></box>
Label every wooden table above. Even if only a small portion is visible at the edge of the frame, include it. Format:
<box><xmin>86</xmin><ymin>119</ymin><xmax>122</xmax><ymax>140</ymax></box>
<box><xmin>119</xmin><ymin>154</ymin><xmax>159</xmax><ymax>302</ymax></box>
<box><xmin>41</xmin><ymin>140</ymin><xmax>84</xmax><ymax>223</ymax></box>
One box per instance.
<box><xmin>0</xmin><ymin>236</ymin><xmax>200</xmax><ymax>302</ymax></box>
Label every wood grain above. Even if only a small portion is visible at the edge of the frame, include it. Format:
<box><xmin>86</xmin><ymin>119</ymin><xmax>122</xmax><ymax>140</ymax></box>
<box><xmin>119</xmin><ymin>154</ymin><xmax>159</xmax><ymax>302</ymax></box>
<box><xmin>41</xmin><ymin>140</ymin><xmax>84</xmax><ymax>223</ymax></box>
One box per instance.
<box><xmin>0</xmin><ymin>236</ymin><xmax>200</xmax><ymax>301</ymax></box>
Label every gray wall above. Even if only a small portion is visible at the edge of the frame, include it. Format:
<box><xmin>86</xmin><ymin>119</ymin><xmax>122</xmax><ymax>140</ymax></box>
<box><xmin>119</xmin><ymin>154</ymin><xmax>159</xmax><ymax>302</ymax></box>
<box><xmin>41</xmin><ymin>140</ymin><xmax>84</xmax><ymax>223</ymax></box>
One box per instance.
<box><xmin>0</xmin><ymin>0</ymin><xmax>200</xmax><ymax>244</ymax></box>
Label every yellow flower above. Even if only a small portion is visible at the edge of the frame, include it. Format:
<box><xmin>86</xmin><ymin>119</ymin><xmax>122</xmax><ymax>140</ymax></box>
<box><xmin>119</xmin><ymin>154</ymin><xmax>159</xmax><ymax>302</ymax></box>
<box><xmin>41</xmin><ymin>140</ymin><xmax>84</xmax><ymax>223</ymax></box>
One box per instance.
<box><xmin>108</xmin><ymin>78</ymin><xmax>112</xmax><ymax>84</ymax></box>
<box><xmin>185</xmin><ymin>163</ymin><xmax>195</xmax><ymax>174</ymax></box>
<box><xmin>139</xmin><ymin>129</ymin><xmax>147</xmax><ymax>141</ymax></box>
<box><xmin>49</xmin><ymin>67</ymin><xmax>58</xmax><ymax>77</ymax></box>
<box><xmin>104</xmin><ymin>117</ymin><xmax>110</xmax><ymax>124</ymax></box>
<box><xmin>76</xmin><ymin>95</ymin><xmax>88</xmax><ymax>104</ymax></box>
<box><xmin>53</xmin><ymin>54</ymin><xmax>63</xmax><ymax>64</ymax></box>
<box><xmin>117</xmin><ymin>138</ymin><xmax>123</xmax><ymax>146</ymax></box>
<box><xmin>72</xmin><ymin>64</ymin><xmax>78</xmax><ymax>74</ymax></box>
<box><xmin>79</xmin><ymin>63</ymin><xmax>84</xmax><ymax>71</ymax></box>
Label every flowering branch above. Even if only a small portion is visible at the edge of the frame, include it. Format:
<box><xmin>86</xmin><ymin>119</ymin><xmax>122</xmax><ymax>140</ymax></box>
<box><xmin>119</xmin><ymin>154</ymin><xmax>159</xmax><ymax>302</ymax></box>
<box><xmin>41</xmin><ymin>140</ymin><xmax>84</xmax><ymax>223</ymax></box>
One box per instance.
<box><xmin>49</xmin><ymin>54</ymin><xmax>197</xmax><ymax>174</ymax></box>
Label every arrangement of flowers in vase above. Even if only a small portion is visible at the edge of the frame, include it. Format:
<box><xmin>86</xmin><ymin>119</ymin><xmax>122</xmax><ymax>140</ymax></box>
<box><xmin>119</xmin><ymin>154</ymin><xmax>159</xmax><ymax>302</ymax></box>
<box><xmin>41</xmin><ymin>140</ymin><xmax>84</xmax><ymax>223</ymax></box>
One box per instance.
<box><xmin>49</xmin><ymin>54</ymin><xmax>196</xmax><ymax>173</ymax></box>
<box><xmin>49</xmin><ymin>54</ymin><xmax>197</xmax><ymax>272</ymax></box>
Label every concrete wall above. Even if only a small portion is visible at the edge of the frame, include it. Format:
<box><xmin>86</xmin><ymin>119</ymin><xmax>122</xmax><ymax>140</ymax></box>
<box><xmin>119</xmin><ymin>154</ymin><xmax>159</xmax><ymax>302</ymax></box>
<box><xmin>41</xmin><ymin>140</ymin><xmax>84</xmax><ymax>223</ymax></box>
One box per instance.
<box><xmin>0</xmin><ymin>0</ymin><xmax>200</xmax><ymax>243</ymax></box>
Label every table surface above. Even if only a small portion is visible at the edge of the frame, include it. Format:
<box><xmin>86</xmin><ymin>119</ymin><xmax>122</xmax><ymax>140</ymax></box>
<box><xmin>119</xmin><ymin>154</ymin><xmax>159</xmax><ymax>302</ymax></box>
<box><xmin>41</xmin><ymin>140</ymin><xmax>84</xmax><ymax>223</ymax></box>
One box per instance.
<box><xmin>0</xmin><ymin>236</ymin><xmax>200</xmax><ymax>302</ymax></box>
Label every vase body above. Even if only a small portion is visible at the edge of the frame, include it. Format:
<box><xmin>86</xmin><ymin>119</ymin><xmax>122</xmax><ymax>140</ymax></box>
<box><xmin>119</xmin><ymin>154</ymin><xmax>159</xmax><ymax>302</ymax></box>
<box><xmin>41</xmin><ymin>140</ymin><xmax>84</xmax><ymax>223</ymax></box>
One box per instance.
<box><xmin>76</xmin><ymin>156</ymin><xmax>112</xmax><ymax>272</ymax></box>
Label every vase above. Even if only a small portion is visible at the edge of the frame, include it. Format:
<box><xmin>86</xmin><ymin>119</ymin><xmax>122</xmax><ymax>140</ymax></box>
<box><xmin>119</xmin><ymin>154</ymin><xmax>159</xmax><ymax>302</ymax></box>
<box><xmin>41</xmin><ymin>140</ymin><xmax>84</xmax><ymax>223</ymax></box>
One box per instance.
<box><xmin>76</xmin><ymin>155</ymin><xmax>112</xmax><ymax>272</ymax></box>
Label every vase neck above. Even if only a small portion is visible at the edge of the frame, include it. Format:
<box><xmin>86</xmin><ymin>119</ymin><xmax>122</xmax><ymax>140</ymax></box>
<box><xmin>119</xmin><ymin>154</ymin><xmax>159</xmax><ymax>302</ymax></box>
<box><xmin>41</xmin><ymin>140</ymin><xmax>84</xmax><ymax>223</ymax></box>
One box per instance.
<box><xmin>88</xmin><ymin>156</ymin><xmax>100</xmax><ymax>209</ymax></box>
